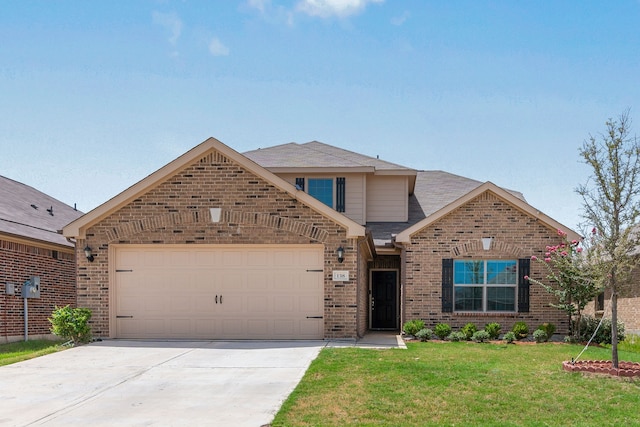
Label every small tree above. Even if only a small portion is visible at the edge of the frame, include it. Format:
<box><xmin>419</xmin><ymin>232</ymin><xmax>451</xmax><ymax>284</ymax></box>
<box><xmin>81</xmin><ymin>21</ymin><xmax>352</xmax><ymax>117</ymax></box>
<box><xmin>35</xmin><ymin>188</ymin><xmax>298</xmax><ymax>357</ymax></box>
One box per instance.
<box><xmin>576</xmin><ymin>110</ymin><xmax>640</xmax><ymax>369</ymax></box>
<box><xmin>526</xmin><ymin>229</ymin><xmax>601</xmax><ymax>341</ymax></box>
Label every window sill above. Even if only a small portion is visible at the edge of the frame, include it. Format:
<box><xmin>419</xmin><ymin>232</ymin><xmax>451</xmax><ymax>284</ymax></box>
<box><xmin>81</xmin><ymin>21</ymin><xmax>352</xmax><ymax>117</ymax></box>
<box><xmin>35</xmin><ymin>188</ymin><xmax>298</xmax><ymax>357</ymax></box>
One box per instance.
<box><xmin>454</xmin><ymin>312</ymin><xmax>518</xmax><ymax>317</ymax></box>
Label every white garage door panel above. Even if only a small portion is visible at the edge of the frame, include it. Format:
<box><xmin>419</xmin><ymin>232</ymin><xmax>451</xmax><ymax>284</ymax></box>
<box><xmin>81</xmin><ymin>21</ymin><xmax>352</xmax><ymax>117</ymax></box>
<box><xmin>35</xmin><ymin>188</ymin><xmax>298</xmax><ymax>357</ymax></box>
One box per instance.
<box><xmin>114</xmin><ymin>245</ymin><xmax>324</xmax><ymax>339</ymax></box>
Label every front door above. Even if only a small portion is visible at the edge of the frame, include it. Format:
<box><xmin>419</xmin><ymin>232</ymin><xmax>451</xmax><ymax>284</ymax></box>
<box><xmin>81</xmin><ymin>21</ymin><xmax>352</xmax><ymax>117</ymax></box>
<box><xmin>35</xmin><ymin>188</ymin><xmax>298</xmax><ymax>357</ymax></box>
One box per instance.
<box><xmin>371</xmin><ymin>270</ymin><xmax>398</xmax><ymax>330</ymax></box>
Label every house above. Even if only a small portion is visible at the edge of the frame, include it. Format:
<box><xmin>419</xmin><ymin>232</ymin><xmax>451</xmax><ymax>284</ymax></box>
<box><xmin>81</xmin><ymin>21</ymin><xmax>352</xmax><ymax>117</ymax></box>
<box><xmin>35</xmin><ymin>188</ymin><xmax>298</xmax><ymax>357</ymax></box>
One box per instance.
<box><xmin>62</xmin><ymin>138</ymin><xmax>580</xmax><ymax>340</ymax></box>
<box><xmin>1</xmin><ymin>175</ymin><xmax>83</xmax><ymax>343</ymax></box>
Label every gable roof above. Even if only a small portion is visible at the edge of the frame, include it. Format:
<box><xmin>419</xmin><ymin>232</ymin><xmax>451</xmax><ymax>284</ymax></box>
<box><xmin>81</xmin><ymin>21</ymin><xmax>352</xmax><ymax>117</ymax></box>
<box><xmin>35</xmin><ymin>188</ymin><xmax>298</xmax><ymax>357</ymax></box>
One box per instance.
<box><xmin>0</xmin><ymin>175</ymin><xmax>83</xmax><ymax>248</ymax></box>
<box><xmin>395</xmin><ymin>181</ymin><xmax>580</xmax><ymax>243</ymax></box>
<box><xmin>367</xmin><ymin>171</ymin><xmax>526</xmax><ymax>246</ymax></box>
<box><xmin>63</xmin><ymin>138</ymin><xmax>366</xmax><ymax>240</ymax></box>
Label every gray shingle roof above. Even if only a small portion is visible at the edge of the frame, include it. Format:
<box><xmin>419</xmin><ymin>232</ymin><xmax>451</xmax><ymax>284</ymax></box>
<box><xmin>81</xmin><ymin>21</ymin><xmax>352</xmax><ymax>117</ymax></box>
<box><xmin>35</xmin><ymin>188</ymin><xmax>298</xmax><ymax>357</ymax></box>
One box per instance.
<box><xmin>244</xmin><ymin>141</ymin><xmax>415</xmax><ymax>171</ymax></box>
<box><xmin>0</xmin><ymin>175</ymin><xmax>84</xmax><ymax>248</ymax></box>
<box><xmin>367</xmin><ymin>171</ymin><xmax>526</xmax><ymax>245</ymax></box>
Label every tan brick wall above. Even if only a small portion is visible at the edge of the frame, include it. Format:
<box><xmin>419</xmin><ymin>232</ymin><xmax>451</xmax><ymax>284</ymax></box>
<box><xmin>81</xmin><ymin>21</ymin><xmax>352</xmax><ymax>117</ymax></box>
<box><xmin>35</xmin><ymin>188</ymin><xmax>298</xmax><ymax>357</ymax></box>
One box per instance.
<box><xmin>76</xmin><ymin>149</ymin><xmax>360</xmax><ymax>339</ymax></box>
<box><xmin>0</xmin><ymin>239</ymin><xmax>76</xmax><ymax>343</ymax></box>
<box><xmin>401</xmin><ymin>192</ymin><xmax>570</xmax><ymax>335</ymax></box>
<box><xmin>585</xmin><ymin>267</ymin><xmax>640</xmax><ymax>335</ymax></box>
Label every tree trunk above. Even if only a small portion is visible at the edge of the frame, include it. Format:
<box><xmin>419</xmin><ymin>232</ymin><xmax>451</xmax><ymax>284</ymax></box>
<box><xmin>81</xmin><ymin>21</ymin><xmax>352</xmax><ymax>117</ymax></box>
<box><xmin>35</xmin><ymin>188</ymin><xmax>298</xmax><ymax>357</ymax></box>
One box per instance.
<box><xmin>611</xmin><ymin>289</ymin><xmax>619</xmax><ymax>369</ymax></box>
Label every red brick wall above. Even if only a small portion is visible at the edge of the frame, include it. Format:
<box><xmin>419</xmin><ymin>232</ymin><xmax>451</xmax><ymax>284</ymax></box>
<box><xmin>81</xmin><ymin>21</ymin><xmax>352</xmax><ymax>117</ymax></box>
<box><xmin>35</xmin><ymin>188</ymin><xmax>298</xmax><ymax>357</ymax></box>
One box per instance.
<box><xmin>0</xmin><ymin>239</ymin><xmax>76</xmax><ymax>343</ymax></box>
<box><xmin>76</xmin><ymin>149</ymin><xmax>360</xmax><ymax>339</ymax></box>
<box><xmin>401</xmin><ymin>192</ymin><xmax>570</xmax><ymax>335</ymax></box>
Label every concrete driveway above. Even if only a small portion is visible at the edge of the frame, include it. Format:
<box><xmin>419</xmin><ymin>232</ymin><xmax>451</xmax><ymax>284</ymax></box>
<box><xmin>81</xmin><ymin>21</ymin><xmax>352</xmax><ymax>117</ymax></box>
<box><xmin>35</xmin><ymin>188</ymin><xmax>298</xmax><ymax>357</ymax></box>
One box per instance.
<box><xmin>0</xmin><ymin>340</ymin><xmax>324</xmax><ymax>427</ymax></box>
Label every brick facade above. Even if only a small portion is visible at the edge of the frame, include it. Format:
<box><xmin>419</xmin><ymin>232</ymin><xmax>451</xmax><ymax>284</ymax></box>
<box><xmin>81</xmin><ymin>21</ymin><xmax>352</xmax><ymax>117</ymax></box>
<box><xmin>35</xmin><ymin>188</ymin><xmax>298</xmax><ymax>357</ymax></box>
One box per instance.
<box><xmin>400</xmin><ymin>192</ymin><xmax>570</xmax><ymax>334</ymax></box>
<box><xmin>0</xmin><ymin>239</ymin><xmax>76</xmax><ymax>343</ymax></box>
<box><xmin>585</xmin><ymin>267</ymin><xmax>640</xmax><ymax>335</ymax></box>
<box><xmin>76</xmin><ymin>149</ymin><xmax>361</xmax><ymax>339</ymax></box>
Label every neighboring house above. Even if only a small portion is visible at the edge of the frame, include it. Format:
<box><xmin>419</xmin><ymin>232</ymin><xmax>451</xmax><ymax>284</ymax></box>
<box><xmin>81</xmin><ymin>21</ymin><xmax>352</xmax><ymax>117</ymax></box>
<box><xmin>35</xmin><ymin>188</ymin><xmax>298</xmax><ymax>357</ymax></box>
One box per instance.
<box><xmin>1</xmin><ymin>175</ymin><xmax>83</xmax><ymax>343</ymax></box>
<box><xmin>585</xmin><ymin>265</ymin><xmax>640</xmax><ymax>336</ymax></box>
<box><xmin>63</xmin><ymin>138</ymin><xmax>580</xmax><ymax>340</ymax></box>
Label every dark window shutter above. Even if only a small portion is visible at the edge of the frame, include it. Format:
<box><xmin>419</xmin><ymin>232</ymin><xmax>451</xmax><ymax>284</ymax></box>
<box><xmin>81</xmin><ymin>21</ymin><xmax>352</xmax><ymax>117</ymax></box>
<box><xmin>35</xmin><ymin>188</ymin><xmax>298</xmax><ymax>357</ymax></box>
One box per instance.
<box><xmin>518</xmin><ymin>258</ymin><xmax>530</xmax><ymax>313</ymax></box>
<box><xmin>295</xmin><ymin>177</ymin><xmax>305</xmax><ymax>191</ymax></box>
<box><xmin>336</xmin><ymin>177</ymin><xmax>346</xmax><ymax>212</ymax></box>
<box><xmin>442</xmin><ymin>258</ymin><xmax>454</xmax><ymax>313</ymax></box>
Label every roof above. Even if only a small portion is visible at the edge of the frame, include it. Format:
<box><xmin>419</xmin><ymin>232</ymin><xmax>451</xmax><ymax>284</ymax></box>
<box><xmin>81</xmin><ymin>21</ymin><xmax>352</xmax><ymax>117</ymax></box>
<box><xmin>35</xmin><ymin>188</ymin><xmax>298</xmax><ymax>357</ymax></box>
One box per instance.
<box><xmin>244</xmin><ymin>141</ymin><xmax>416</xmax><ymax>173</ymax></box>
<box><xmin>367</xmin><ymin>171</ymin><xmax>526</xmax><ymax>245</ymax></box>
<box><xmin>0</xmin><ymin>175</ymin><xmax>83</xmax><ymax>248</ymax></box>
<box><xmin>395</xmin><ymin>180</ymin><xmax>580</xmax><ymax>244</ymax></box>
<box><xmin>63</xmin><ymin>138</ymin><xmax>366</xmax><ymax>240</ymax></box>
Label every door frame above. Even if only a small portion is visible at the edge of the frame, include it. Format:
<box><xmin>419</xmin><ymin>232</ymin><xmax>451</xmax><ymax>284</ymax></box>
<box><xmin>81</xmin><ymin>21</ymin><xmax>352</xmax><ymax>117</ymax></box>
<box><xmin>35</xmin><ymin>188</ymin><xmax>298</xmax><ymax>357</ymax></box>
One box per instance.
<box><xmin>369</xmin><ymin>268</ymin><xmax>400</xmax><ymax>330</ymax></box>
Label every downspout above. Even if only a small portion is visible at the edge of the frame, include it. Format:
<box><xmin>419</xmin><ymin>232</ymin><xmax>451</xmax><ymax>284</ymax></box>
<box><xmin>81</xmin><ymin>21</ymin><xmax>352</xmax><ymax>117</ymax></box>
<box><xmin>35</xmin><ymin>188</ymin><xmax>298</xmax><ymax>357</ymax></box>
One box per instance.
<box><xmin>393</xmin><ymin>238</ymin><xmax>405</xmax><ymax>331</ymax></box>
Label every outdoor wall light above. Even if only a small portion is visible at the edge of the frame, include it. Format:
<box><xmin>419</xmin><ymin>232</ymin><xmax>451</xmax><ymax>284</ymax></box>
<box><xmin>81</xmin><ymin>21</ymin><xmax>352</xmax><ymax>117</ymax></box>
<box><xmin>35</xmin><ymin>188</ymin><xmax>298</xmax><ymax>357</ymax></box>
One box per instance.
<box><xmin>337</xmin><ymin>246</ymin><xmax>345</xmax><ymax>263</ymax></box>
<box><xmin>84</xmin><ymin>245</ymin><xmax>95</xmax><ymax>262</ymax></box>
<box><xmin>481</xmin><ymin>237</ymin><xmax>493</xmax><ymax>251</ymax></box>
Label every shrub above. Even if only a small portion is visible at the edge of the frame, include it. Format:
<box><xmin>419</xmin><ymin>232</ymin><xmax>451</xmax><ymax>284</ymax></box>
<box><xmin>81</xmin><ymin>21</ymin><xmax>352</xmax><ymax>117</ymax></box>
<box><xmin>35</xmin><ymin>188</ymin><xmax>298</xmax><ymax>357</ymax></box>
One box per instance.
<box><xmin>537</xmin><ymin>323</ymin><xmax>556</xmax><ymax>341</ymax></box>
<box><xmin>578</xmin><ymin>315</ymin><xmax>625</xmax><ymax>344</ymax></box>
<box><xmin>511</xmin><ymin>321</ymin><xmax>529</xmax><ymax>339</ymax></box>
<box><xmin>503</xmin><ymin>331</ymin><xmax>516</xmax><ymax>344</ymax></box>
<box><xmin>461</xmin><ymin>323</ymin><xmax>478</xmax><ymax>340</ymax></box>
<box><xmin>49</xmin><ymin>306</ymin><xmax>92</xmax><ymax>345</ymax></box>
<box><xmin>434</xmin><ymin>323</ymin><xmax>452</xmax><ymax>340</ymax></box>
<box><xmin>484</xmin><ymin>322</ymin><xmax>501</xmax><ymax>340</ymax></box>
<box><xmin>447</xmin><ymin>331</ymin><xmax>465</xmax><ymax>342</ymax></box>
<box><xmin>415</xmin><ymin>328</ymin><xmax>433</xmax><ymax>342</ymax></box>
<box><xmin>472</xmin><ymin>330</ymin><xmax>491</xmax><ymax>343</ymax></box>
<box><xmin>533</xmin><ymin>329</ymin><xmax>547</xmax><ymax>343</ymax></box>
<box><xmin>403</xmin><ymin>319</ymin><xmax>425</xmax><ymax>336</ymax></box>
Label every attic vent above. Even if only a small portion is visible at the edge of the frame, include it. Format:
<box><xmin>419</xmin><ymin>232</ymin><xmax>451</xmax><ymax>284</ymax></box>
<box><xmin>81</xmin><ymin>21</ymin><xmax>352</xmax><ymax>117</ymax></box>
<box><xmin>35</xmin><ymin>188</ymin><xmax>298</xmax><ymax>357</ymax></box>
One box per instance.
<box><xmin>200</xmin><ymin>152</ymin><xmax>229</xmax><ymax>164</ymax></box>
<box><xmin>46</xmin><ymin>206</ymin><xmax>54</xmax><ymax>216</ymax></box>
<box><xmin>31</xmin><ymin>204</ymin><xmax>38</xmax><ymax>210</ymax></box>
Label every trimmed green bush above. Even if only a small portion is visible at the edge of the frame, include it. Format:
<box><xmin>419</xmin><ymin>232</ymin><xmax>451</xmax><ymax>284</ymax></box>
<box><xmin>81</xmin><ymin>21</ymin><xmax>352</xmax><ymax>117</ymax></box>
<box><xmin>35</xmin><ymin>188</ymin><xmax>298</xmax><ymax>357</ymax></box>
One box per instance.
<box><xmin>578</xmin><ymin>315</ymin><xmax>625</xmax><ymax>344</ymax></box>
<box><xmin>49</xmin><ymin>306</ymin><xmax>92</xmax><ymax>344</ymax></box>
<box><xmin>472</xmin><ymin>330</ymin><xmax>491</xmax><ymax>343</ymax></box>
<box><xmin>461</xmin><ymin>323</ymin><xmax>477</xmax><ymax>340</ymax></box>
<box><xmin>533</xmin><ymin>329</ymin><xmax>547</xmax><ymax>343</ymax></box>
<box><xmin>511</xmin><ymin>321</ymin><xmax>529</xmax><ymax>340</ymax></box>
<box><xmin>447</xmin><ymin>331</ymin><xmax>466</xmax><ymax>342</ymax></box>
<box><xmin>434</xmin><ymin>323</ymin><xmax>452</xmax><ymax>340</ymax></box>
<box><xmin>503</xmin><ymin>331</ymin><xmax>516</xmax><ymax>344</ymax></box>
<box><xmin>484</xmin><ymin>322</ymin><xmax>501</xmax><ymax>340</ymax></box>
<box><xmin>415</xmin><ymin>328</ymin><xmax>433</xmax><ymax>342</ymax></box>
<box><xmin>537</xmin><ymin>322</ymin><xmax>556</xmax><ymax>341</ymax></box>
<box><xmin>403</xmin><ymin>319</ymin><xmax>426</xmax><ymax>336</ymax></box>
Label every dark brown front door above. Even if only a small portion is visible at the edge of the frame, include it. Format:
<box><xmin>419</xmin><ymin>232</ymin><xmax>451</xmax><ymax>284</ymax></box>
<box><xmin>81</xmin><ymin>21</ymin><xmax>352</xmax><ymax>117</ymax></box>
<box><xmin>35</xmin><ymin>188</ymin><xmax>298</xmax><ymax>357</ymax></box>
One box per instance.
<box><xmin>371</xmin><ymin>270</ymin><xmax>398</xmax><ymax>330</ymax></box>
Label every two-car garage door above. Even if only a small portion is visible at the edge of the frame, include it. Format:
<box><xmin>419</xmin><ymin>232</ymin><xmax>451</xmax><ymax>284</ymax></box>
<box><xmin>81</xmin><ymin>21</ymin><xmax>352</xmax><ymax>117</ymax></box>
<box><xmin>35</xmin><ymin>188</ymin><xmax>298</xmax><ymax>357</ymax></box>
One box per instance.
<box><xmin>113</xmin><ymin>245</ymin><xmax>324</xmax><ymax>340</ymax></box>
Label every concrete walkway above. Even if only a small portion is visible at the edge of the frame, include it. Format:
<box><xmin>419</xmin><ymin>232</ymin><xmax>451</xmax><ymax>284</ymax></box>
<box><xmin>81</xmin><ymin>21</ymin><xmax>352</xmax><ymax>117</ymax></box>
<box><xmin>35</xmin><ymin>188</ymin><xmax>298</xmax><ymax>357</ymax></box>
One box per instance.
<box><xmin>0</xmin><ymin>334</ymin><xmax>403</xmax><ymax>427</ymax></box>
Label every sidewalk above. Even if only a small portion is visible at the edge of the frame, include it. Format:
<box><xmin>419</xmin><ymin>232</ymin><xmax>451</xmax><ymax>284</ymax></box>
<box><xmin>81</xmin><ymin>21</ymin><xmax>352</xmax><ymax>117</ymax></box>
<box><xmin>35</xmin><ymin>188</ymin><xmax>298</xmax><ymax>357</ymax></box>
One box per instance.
<box><xmin>326</xmin><ymin>331</ymin><xmax>406</xmax><ymax>349</ymax></box>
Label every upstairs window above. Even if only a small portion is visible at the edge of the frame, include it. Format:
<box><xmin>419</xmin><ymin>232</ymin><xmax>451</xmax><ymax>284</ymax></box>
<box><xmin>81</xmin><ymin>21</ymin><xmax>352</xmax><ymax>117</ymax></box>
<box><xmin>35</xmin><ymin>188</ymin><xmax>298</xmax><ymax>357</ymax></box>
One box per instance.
<box><xmin>297</xmin><ymin>177</ymin><xmax>346</xmax><ymax>212</ymax></box>
<box><xmin>453</xmin><ymin>260</ymin><xmax>517</xmax><ymax>312</ymax></box>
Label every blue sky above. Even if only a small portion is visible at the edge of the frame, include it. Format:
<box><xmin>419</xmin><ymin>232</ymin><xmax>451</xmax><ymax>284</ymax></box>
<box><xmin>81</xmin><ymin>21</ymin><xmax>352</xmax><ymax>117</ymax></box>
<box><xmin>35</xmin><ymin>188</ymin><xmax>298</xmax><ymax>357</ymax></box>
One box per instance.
<box><xmin>1</xmin><ymin>1</ymin><xmax>639</xmax><ymax>233</ymax></box>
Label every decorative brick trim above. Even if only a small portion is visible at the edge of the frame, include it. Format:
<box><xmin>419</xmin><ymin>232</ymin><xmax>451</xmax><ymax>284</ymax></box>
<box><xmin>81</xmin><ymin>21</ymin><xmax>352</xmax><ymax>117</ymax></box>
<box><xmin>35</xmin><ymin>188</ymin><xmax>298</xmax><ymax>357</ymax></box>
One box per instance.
<box><xmin>451</xmin><ymin>239</ymin><xmax>525</xmax><ymax>258</ymax></box>
<box><xmin>104</xmin><ymin>208</ymin><xmax>330</xmax><ymax>243</ymax></box>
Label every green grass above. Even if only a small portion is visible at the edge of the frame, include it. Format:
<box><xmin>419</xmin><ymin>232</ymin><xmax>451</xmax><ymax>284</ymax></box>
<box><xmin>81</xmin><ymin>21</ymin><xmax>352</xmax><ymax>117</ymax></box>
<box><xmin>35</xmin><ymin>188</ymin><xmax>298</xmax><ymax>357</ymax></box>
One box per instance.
<box><xmin>603</xmin><ymin>334</ymin><xmax>640</xmax><ymax>353</ymax></box>
<box><xmin>272</xmin><ymin>342</ymin><xmax>640</xmax><ymax>426</ymax></box>
<box><xmin>0</xmin><ymin>340</ymin><xmax>66</xmax><ymax>366</ymax></box>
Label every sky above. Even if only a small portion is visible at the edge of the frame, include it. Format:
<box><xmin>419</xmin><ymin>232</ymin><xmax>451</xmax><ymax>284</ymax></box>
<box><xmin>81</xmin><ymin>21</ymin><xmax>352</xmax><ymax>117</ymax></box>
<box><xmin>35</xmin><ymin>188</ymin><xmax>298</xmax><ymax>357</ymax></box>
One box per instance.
<box><xmin>1</xmin><ymin>0</ymin><xmax>639</xmax><ymax>234</ymax></box>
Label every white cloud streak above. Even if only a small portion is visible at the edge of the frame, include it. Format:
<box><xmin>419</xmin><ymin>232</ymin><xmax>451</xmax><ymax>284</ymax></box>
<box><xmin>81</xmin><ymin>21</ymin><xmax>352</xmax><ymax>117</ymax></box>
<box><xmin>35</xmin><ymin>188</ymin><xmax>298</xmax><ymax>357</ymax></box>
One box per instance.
<box><xmin>209</xmin><ymin>37</ymin><xmax>230</xmax><ymax>56</ymax></box>
<box><xmin>295</xmin><ymin>0</ymin><xmax>383</xmax><ymax>18</ymax></box>
<box><xmin>152</xmin><ymin>11</ymin><xmax>183</xmax><ymax>46</ymax></box>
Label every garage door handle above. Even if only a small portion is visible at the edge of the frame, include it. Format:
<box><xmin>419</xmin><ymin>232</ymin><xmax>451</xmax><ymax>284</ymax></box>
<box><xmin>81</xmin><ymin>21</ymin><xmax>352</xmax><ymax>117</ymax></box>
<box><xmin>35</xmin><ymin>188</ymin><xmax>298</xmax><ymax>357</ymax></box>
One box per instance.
<box><xmin>116</xmin><ymin>315</ymin><xmax>133</xmax><ymax>318</ymax></box>
<box><xmin>306</xmin><ymin>316</ymin><xmax>323</xmax><ymax>319</ymax></box>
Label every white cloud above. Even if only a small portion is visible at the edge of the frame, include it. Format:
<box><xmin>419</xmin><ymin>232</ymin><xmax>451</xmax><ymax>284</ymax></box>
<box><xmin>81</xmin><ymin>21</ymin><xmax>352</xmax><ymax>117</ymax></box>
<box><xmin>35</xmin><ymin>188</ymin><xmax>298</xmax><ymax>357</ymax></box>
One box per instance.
<box><xmin>152</xmin><ymin>11</ymin><xmax>183</xmax><ymax>46</ymax></box>
<box><xmin>209</xmin><ymin>37</ymin><xmax>230</xmax><ymax>56</ymax></box>
<box><xmin>391</xmin><ymin>10</ymin><xmax>409</xmax><ymax>26</ymax></box>
<box><xmin>246</xmin><ymin>0</ymin><xmax>270</xmax><ymax>13</ymax></box>
<box><xmin>296</xmin><ymin>0</ymin><xmax>383</xmax><ymax>19</ymax></box>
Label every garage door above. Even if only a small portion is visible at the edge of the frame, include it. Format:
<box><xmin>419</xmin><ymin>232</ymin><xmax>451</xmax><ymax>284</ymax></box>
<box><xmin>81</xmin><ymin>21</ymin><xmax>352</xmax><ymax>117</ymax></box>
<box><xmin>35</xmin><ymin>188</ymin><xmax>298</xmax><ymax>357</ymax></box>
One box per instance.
<box><xmin>113</xmin><ymin>245</ymin><xmax>324</xmax><ymax>339</ymax></box>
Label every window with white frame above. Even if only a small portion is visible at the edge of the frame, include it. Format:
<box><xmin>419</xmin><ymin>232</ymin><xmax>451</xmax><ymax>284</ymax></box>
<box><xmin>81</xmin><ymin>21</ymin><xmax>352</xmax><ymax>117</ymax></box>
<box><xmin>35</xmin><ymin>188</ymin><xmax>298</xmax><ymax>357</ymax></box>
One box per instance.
<box><xmin>453</xmin><ymin>260</ymin><xmax>517</xmax><ymax>312</ymax></box>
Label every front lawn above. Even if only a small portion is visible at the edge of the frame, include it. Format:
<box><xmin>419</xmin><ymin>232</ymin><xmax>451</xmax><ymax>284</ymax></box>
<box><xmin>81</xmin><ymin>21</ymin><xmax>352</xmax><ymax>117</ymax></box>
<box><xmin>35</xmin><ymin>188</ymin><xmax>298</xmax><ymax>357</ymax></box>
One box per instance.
<box><xmin>0</xmin><ymin>340</ymin><xmax>65</xmax><ymax>366</ymax></box>
<box><xmin>272</xmin><ymin>342</ymin><xmax>640</xmax><ymax>426</ymax></box>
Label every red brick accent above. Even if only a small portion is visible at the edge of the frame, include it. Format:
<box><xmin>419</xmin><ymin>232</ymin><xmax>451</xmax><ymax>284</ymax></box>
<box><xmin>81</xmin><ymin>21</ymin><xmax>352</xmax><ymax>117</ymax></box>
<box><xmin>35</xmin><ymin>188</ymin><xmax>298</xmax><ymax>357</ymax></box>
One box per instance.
<box><xmin>0</xmin><ymin>239</ymin><xmax>76</xmax><ymax>343</ymax></box>
<box><xmin>400</xmin><ymin>192</ymin><xmax>570</xmax><ymax>334</ymax></box>
<box><xmin>76</xmin><ymin>149</ymin><xmax>360</xmax><ymax>339</ymax></box>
